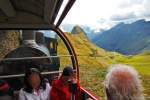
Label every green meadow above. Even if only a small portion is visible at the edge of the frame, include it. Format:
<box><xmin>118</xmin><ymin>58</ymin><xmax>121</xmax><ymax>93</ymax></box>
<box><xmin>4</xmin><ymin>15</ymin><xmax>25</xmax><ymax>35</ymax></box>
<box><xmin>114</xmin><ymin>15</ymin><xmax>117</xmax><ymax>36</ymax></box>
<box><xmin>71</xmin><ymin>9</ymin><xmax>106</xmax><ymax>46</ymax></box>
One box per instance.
<box><xmin>58</xmin><ymin>32</ymin><xmax>150</xmax><ymax>99</ymax></box>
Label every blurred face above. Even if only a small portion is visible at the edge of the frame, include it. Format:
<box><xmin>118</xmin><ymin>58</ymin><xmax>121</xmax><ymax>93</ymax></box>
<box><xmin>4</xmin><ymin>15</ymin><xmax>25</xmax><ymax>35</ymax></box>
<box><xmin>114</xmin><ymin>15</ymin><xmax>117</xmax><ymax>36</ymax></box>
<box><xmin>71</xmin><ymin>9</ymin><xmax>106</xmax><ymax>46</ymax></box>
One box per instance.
<box><xmin>63</xmin><ymin>73</ymin><xmax>76</xmax><ymax>83</ymax></box>
<box><xmin>63</xmin><ymin>76</ymin><xmax>71</xmax><ymax>82</ymax></box>
<box><xmin>29</xmin><ymin>73</ymin><xmax>41</xmax><ymax>89</ymax></box>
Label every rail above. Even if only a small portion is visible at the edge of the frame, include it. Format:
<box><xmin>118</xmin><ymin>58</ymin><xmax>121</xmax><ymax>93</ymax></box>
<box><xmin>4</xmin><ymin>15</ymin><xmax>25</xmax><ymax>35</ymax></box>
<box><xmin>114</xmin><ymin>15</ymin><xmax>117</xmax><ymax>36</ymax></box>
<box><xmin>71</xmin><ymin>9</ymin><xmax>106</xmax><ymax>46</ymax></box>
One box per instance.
<box><xmin>0</xmin><ymin>55</ymin><xmax>73</xmax><ymax>61</ymax></box>
<box><xmin>0</xmin><ymin>70</ymin><xmax>76</xmax><ymax>79</ymax></box>
<box><xmin>80</xmin><ymin>87</ymin><xmax>100</xmax><ymax>100</ymax></box>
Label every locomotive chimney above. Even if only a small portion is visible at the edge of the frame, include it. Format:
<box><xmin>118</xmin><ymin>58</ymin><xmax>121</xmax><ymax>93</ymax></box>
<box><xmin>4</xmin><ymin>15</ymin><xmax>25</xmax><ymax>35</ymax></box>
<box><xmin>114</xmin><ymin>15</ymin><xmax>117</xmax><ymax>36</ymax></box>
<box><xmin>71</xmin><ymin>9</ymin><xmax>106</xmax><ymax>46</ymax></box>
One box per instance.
<box><xmin>35</xmin><ymin>31</ymin><xmax>45</xmax><ymax>45</ymax></box>
<box><xmin>21</xmin><ymin>30</ymin><xmax>37</xmax><ymax>46</ymax></box>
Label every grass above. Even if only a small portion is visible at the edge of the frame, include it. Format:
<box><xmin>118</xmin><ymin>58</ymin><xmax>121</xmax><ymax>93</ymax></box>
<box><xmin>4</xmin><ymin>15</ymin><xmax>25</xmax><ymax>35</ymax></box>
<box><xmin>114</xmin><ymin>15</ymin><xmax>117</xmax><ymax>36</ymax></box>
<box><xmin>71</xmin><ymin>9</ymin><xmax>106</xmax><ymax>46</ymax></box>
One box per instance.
<box><xmin>58</xmin><ymin>32</ymin><xmax>150</xmax><ymax>100</ymax></box>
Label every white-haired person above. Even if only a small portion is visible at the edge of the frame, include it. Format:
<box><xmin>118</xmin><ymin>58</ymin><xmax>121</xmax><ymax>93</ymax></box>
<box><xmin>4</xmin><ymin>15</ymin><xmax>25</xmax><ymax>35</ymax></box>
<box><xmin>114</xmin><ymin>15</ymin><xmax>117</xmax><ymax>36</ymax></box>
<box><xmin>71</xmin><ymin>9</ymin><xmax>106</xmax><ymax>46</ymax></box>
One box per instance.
<box><xmin>104</xmin><ymin>64</ymin><xmax>144</xmax><ymax>100</ymax></box>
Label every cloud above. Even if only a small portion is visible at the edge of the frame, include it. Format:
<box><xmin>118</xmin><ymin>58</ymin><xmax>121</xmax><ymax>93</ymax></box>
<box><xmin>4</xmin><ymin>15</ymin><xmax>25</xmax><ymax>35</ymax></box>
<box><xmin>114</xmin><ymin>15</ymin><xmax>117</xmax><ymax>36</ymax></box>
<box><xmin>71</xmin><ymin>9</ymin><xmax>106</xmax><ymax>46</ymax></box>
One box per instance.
<box><xmin>110</xmin><ymin>12</ymin><xmax>137</xmax><ymax>21</ymax></box>
<box><xmin>117</xmin><ymin>0</ymin><xmax>142</xmax><ymax>8</ymax></box>
<box><xmin>109</xmin><ymin>0</ymin><xmax>150</xmax><ymax>23</ymax></box>
<box><xmin>142</xmin><ymin>0</ymin><xmax>150</xmax><ymax>18</ymax></box>
<box><xmin>62</xmin><ymin>0</ymin><xmax>150</xmax><ymax>30</ymax></box>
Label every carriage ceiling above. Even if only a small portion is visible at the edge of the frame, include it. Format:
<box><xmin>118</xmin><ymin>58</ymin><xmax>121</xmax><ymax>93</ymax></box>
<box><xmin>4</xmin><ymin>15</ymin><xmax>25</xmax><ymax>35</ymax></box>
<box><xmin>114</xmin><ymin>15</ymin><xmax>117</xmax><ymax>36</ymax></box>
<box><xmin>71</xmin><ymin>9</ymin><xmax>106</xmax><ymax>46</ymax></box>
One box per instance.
<box><xmin>0</xmin><ymin>0</ymin><xmax>75</xmax><ymax>29</ymax></box>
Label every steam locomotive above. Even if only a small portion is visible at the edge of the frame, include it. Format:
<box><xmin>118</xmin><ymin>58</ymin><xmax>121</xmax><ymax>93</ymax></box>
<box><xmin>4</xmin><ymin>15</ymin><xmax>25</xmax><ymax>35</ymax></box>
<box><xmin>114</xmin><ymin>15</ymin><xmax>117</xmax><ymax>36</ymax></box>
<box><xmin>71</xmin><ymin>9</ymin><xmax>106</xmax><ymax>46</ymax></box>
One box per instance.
<box><xmin>0</xmin><ymin>30</ymin><xmax>60</xmax><ymax>90</ymax></box>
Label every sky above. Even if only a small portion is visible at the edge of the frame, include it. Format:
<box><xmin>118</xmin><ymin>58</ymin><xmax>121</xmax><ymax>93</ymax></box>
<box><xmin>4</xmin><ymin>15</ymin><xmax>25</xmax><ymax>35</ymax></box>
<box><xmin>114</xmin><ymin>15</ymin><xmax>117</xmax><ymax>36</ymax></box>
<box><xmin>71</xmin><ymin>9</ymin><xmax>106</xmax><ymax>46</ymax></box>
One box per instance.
<box><xmin>59</xmin><ymin>0</ymin><xmax>150</xmax><ymax>32</ymax></box>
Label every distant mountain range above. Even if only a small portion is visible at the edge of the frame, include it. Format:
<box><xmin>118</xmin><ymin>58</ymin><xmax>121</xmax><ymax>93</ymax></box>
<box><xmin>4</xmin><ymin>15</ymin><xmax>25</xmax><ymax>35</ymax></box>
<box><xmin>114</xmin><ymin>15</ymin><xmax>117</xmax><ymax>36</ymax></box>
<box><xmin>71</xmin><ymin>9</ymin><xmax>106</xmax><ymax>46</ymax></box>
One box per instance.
<box><xmin>92</xmin><ymin>19</ymin><xmax>150</xmax><ymax>55</ymax></box>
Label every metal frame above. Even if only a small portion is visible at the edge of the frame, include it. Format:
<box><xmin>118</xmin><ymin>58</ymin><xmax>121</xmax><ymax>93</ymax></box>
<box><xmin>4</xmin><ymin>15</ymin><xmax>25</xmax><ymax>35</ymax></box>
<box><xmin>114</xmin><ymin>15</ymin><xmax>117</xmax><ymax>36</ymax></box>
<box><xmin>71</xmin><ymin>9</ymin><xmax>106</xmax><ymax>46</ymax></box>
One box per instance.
<box><xmin>1</xmin><ymin>55</ymin><xmax>73</xmax><ymax>61</ymax></box>
<box><xmin>0</xmin><ymin>0</ymin><xmax>100</xmax><ymax>99</ymax></box>
<box><xmin>53</xmin><ymin>27</ymin><xmax>80</xmax><ymax>81</ymax></box>
<box><xmin>0</xmin><ymin>70</ymin><xmax>76</xmax><ymax>79</ymax></box>
<box><xmin>0</xmin><ymin>0</ymin><xmax>76</xmax><ymax>28</ymax></box>
<box><xmin>80</xmin><ymin>87</ymin><xmax>100</xmax><ymax>100</ymax></box>
<box><xmin>0</xmin><ymin>27</ymin><xmax>80</xmax><ymax>81</ymax></box>
<box><xmin>56</xmin><ymin>0</ymin><xmax>76</xmax><ymax>27</ymax></box>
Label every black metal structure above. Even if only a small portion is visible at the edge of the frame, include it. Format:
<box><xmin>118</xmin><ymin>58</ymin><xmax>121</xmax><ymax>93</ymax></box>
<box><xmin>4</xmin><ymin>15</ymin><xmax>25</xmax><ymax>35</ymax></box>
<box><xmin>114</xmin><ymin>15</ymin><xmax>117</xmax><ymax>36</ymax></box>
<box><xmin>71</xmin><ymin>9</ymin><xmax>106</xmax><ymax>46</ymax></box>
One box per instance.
<box><xmin>0</xmin><ymin>0</ymin><xmax>76</xmax><ymax>29</ymax></box>
<box><xmin>0</xmin><ymin>0</ymin><xmax>100</xmax><ymax>99</ymax></box>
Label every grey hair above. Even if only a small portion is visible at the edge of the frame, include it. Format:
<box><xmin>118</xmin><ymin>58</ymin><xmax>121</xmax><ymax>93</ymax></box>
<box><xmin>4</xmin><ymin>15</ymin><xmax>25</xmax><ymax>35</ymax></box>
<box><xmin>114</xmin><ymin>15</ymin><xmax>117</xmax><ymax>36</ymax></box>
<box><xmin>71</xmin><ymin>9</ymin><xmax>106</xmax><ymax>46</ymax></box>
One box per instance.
<box><xmin>104</xmin><ymin>64</ymin><xmax>144</xmax><ymax>100</ymax></box>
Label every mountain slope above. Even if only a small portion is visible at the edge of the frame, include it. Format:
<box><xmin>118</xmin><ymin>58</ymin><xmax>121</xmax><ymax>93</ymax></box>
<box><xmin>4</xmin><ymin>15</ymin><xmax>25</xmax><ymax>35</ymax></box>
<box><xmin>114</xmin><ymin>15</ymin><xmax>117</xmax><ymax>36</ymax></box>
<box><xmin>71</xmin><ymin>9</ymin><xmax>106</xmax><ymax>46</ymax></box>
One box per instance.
<box><xmin>58</xmin><ymin>28</ymin><xmax>111</xmax><ymax>67</ymax></box>
<box><xmin>58</xmin><ymin>26</ymin><xmax>150</xmax><ymax>98</ymax></box>
<box><xmin>58</xmin><ymin>27</ymin><xmax>115</xmax><ymax>98</ymax></box>
<box><xmin>61</xmin><ymin>24</ymin><xmax>99</xmax><ymax>40</ymax></box>
<box><xmin>71</xmin><ymin>25</ymin><xmax>86</xmax><ymax>35</ymax></box>
<box><xmin>93</xmin><ymin>19</ymin><xmax>150</xmax><ymax>55</ymax></box>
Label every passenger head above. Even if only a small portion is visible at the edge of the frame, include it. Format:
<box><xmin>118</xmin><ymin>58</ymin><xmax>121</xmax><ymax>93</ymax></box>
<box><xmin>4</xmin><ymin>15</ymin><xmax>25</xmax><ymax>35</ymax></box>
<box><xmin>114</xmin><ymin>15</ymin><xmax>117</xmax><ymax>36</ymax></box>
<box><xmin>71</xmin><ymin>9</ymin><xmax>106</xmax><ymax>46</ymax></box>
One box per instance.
<box><xmin>104</xmin><ymin>64</ymin><xmax>144</xmax><ymax>100</ymax></box>
<box><xmin>61</xmin><ymin>66</ymin><xmax>74</xmax><ymax>82</ymax></box>
<box><xmin>24</xmin><ymin>68</ymin><xmax>46</xmax><ymax>93</ymax></box>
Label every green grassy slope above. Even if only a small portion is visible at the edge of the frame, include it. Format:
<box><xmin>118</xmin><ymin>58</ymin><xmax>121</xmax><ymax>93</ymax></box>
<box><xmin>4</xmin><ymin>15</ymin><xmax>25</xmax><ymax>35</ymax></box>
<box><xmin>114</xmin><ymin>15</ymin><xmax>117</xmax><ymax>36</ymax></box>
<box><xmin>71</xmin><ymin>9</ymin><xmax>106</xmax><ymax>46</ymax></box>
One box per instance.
<box><xmin>58</xmin><ymin>32</ymin><xmax>150</xmax><ymax>99</ymax></box>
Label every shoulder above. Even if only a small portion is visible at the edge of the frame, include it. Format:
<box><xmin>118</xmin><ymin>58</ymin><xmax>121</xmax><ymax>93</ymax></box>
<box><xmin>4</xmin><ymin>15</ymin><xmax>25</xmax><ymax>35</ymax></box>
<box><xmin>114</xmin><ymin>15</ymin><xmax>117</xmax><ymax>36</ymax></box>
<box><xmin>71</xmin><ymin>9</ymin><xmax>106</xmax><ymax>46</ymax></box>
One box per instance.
<box><xmin>52</xmin><ymin>79</ymin><xmax>60</xmax><ymax>86</ymax></box>
<box><xmin>19</xmin><ymin>88</ymin><xmax>24</xmax><ymax>94</ymax></box>
<box><xmin>19</xmin><ymin>88</ymin><xmax>26</xmax><ymax>99</ymax></box>
<box><xmin>19</xmin><ymin>88</ymin><xmax>30</xmax><ymax>95</ymax></box>
<box><xmin>46</xmin><ymin>83</ymin><xmax>51</xmax><ymax>89</ymax></box>
<box><xmin>51</xmin><ymin>79</ymin><xmax>63</xmax><ymax>91</ymax></box>
<box><xmin>44</xmin><ymin>82</ymin><xmax>51</xmax><ymax>93</ymax></box>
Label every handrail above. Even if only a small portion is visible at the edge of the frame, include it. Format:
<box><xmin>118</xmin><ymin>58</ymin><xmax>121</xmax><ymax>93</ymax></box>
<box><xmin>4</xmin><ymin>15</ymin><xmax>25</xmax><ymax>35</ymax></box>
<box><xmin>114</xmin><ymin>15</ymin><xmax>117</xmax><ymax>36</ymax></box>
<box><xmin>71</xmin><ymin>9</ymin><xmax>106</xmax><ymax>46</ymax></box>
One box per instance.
<box><xmin>0</xmin><ymin>71</ymin><xmax>61</xmax><ymax>79</ymax></box>
<box><xmin>0</xmin><ymin>55</ymin><xmax>73</xmax><ymax>61</ymax></box>
<box><xmin>0</xmin><ymin>70</ymin><xmax>76</xmax><ymax>79</ymax></box>
<box><xmin>80</xmin><ymin>87</ymin><xmax>100</xmax><ymax>100</ymax></box>
<box><xmin>56</xmin><ymin>0</ymin><xmax>76</xmax><ymax>27</ymax></box>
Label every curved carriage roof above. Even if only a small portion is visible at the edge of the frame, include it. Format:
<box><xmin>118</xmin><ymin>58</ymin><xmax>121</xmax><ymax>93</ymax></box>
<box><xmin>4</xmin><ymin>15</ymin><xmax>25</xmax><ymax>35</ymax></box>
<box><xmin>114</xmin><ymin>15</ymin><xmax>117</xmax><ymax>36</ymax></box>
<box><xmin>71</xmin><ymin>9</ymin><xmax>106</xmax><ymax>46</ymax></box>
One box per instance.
<box><xmin>0</xmin><ymin>0</ymin><xmax>75</xmax><ymax>29</ymax></box>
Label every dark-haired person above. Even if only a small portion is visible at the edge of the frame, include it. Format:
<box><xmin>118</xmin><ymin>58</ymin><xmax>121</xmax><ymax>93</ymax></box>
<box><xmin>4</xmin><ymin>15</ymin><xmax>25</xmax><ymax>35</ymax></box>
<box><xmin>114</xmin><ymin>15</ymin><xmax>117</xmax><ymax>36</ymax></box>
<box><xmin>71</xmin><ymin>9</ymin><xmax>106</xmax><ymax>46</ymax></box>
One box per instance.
<box><xmin>19</xmin><ymin>68</ymin><xmax>51</xmax><ymax>100</ymax></box>
<box><xmin>104</xmin><ymin>64</ymin><xmax>144</xmax><ymax>100</ymax></box>
<box><xmin>50</xmin><ymin>66</ymin><xmax>79</xmax><ymax>100</ymax></box>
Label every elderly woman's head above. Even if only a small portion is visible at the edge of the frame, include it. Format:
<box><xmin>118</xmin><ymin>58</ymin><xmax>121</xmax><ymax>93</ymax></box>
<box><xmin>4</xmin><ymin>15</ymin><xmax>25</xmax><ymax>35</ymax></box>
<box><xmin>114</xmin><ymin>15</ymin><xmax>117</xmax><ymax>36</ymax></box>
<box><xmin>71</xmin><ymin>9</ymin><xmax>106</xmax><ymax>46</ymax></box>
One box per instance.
<box><xmin>104</xmin><ymin>64</ymin><xmax>144</xmax><ymax>100</ymax></box>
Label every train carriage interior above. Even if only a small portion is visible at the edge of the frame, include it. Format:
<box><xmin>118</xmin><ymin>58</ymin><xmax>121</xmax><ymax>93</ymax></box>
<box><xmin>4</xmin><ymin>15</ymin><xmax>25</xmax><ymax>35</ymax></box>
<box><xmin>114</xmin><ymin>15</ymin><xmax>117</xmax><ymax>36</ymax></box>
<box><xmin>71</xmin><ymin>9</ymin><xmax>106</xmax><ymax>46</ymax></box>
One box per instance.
<box><xmin>0</xmin><ymin>0</ymin><xmax>99</xmax><ymax>100</ymax></box>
